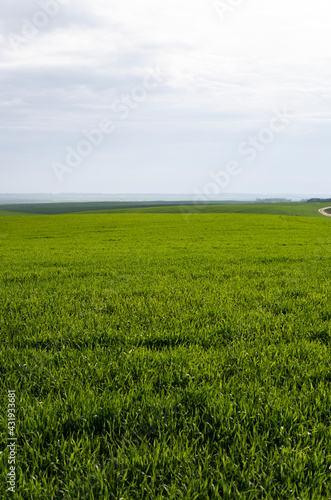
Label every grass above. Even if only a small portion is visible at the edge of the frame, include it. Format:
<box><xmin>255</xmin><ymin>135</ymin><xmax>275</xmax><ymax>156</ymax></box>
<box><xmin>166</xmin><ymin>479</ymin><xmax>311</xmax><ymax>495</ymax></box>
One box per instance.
<box><xmin>0</xmin><ymin>213</ymin><xmax>331</xmax><ymax>499</ymax></box>
<box><xmin>0</xmin><ymin>201</ymin><xmax>248</xmax><ymax>216</ymax></box>
<box><xmin>0</xmin><ymin>211</ymin><xmax>34</xmax><ymax>217</ymax></box>
<box><xmin>83</xmin><ymin>202</ymin><xmax>327</xmax><ymax>218</ymax></box>
<box><xmin>0</xmin><ymin>201</ymin><xmax>328</xmax><ymax>217</ymax></box>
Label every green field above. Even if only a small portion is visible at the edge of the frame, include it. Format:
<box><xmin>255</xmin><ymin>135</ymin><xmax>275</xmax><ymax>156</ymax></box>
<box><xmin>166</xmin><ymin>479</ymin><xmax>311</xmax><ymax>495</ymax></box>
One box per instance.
<box><xmin>1</xmin><ymin>213</ymin><xmax>331</xmax><ymax>499</ymax></box>
<box><xmin>0</xmin><ymin>211</ymin><xmax>35</xmax><ymax>217</ymax></box>
<box><xmin>0</xmin><ymin>201</ymin><xmax>206</xmax><ymax>216</ymax></box>
<box><xmin>0</xmin><ymin>201</ymin><xmax>328</xmax><ymax>218</ymax></box>
<box><xmin>83</xmin><ymin>202</ymin><xmax>327</xmax><ymax>218</ymax></box>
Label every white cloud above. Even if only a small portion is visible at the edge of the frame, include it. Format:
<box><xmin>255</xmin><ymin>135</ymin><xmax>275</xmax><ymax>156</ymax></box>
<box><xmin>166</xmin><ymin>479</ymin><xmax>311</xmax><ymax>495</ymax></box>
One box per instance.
<box><xmin>0</xmin><ymin>0</ymin><xmax>331</xmax><ymax>194</ymax></box>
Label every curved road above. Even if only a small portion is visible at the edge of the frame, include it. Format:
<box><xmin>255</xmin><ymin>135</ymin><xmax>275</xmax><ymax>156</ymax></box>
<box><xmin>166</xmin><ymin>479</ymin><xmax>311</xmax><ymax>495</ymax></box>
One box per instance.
<box><xmin>318</xmin><ymin>206</ymin><xmax>331</xmax><ymax>217</ymax></box>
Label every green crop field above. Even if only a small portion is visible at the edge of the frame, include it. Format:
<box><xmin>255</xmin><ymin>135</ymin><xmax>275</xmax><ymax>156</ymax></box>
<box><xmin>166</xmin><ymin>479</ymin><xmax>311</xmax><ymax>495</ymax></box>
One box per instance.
<box><xmin>1</xmin><ymin>213</ymin><xmax>331</xmax><ymax>499</ymax></box>
<box><xmin>0</xmin><ymin>211</ymin><xmax>35</xmax><ymax>218</ymax></box>
<box><xmin>0</xmin><ymin>201</ymin><xmax>204</xmax><ymax>216</ymax></box>
<box><xmin>0</xmin><ymin>201</ymin><xmax>328</xmax><ymax>217</ymax></box>
<box><xmin>81</xmin><ymin>202</ymin><xmax>327</xmax><ymax>218</ymax></box>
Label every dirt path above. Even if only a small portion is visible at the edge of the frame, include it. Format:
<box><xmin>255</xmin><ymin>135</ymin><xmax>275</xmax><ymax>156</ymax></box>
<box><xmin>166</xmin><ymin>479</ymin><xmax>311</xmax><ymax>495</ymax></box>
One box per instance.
<box><xmin>318</xmin><ymin>206</ymin><xmax>331</xmax><ymax>217</ymax></box>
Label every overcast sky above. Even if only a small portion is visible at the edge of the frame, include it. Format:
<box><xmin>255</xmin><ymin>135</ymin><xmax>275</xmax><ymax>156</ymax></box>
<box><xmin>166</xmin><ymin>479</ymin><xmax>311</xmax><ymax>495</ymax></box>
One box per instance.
<box><xmin>1</xmin><ymin>0</ymin><xmax>331</xmax><ymax>196</ymax></box>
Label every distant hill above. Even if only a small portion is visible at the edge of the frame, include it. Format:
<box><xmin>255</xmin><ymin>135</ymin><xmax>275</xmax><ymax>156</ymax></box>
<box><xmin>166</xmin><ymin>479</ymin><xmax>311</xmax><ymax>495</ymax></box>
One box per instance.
<box><xmin>0</xmin><ymin>201</ymin><xmax>329</xmax><ymax>218</ymax></box>
<box><xmin>306</xmin><ymin>198</ymin><xmax>331</xmax><ymax>203</ymax></box>
<box><xmin>256</xmin><ymin>198</ymin><xmax>291</xmax><ymax>203</ymax></box>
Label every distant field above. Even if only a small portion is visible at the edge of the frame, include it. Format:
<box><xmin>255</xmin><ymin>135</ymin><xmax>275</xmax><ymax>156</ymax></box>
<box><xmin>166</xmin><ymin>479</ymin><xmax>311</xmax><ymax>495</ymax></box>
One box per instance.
<box><xmin>84</xmin><ymin>202</ymin><xmax>326</xmax><ymax>218</ymax></box>
<box><xmin>0</xmin><ymin>200</ymin><xmax>247</xmax><ymax>216</ymax></box>
<box><xmin>0</xmin><ymin>201</ymin><xmax>327</xmax><ymax>217</ymax></box>
<box><xmin>0</xmin><ymin>210</ymin><xmax>33</xmax><ymax>217</ymax></box>
<box><xmin>0</xmin><ymin>201</ymin><xmax>193</xmax><ymax>215</ymax></box>
<box><xmin>1</xmin><ymin>213</ymin><xmax>331</xmax><ymax>499</ymax></box>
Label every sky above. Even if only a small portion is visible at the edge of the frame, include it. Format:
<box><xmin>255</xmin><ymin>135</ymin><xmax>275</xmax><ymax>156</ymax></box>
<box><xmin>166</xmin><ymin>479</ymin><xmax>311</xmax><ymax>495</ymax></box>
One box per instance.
<box><xmin>1</xmin><ymin>0</ymin><xmax>331</xmax><ymax>197</ymax></box>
